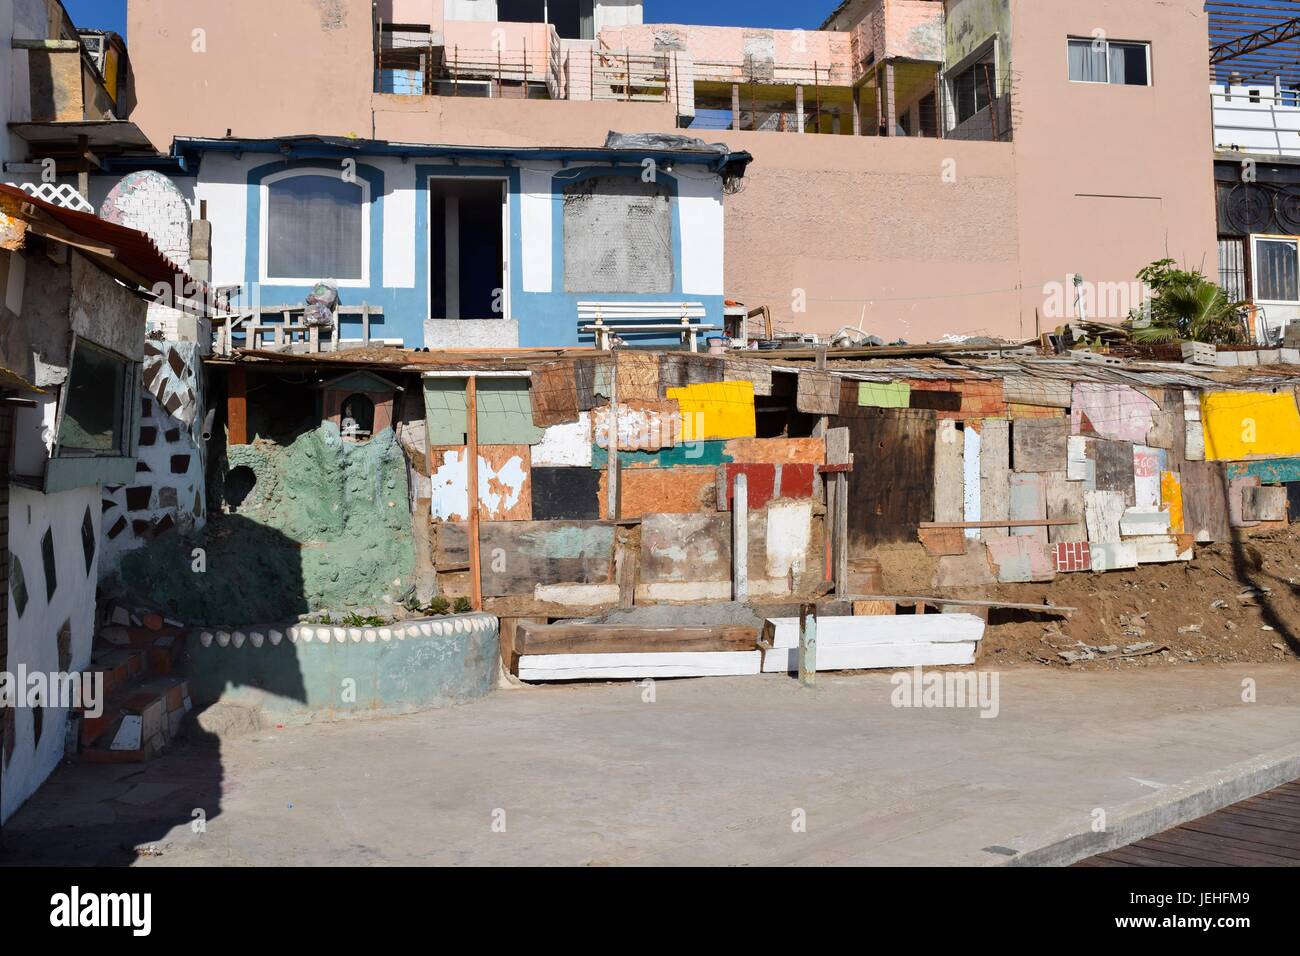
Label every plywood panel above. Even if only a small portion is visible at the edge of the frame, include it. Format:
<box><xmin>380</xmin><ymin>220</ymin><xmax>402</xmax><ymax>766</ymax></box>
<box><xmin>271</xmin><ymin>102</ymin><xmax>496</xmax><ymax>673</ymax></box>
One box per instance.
<box><xmin>979</xmin><ymin>418</ymin><xmax>1010</xmax><ymax>539</ymax></box>
<box><xmin>438</xmin><ymin>520</ymin><xmax>615</xmax><ymax>597</ymax></box>
<box><xmin>1045</xmin><ymin>471</ymin><xmax>1086</xmax><ymax>543</ymax></box>
<box><xmin>795</xmin><ymin>370</ymin><xmax>840</xmax><ymax>415</ymax></box>
<box><xmin>1201</xmin><ymin>391</ymin><xmax>1300</xmax><ymax>460</ymax></box>
<box><xmin>1089</xmin><ymin>439</ymin><xmax>1135</xmax><ymax>506</ymax></box>
<box><xmin>1012</xmin><ymin>418</ymin><xmax>1069</xmax><ymax>473</ymax></box>
<box><xmin>430</xmin><ymin>445</ymin><xmax>532</xmax><ymax>521</ymax></box>
<box><xmin>667</xmin><ymin>381</ymin><xmax>756</xmax><ymax>441</ymax></box>
<box><xmin>531</xmin><ymin>466</ymin><xmax>601</xmax><ymax>520</ymax></box>
<box><xmin>1009</xmin><ymin>472</ymin><xmax>1048</xmax><ymax>545</ymax></box>
<box><xmin>841</xmin><ymin>407</ymin><xmax>936</xmax><ymax>551</ymax></box>
<box><xmin>1180</xmin><ymin>460</ymin><xmax>1231</xmax><ymax>543</ymax></box>
<box><xmin>934</xmin><ymin>419</ymin><xmax>965</xmax><ymax>523</ymax></box>
<box><xmin>529</xmin><ymin>361</ymin><xmax>580</xmax><ymax>427</ymax></box>
<box><xmin>1084</xmin><ymin>490</ymin><xmax>1127</xmax><ymax>543</ymax></box>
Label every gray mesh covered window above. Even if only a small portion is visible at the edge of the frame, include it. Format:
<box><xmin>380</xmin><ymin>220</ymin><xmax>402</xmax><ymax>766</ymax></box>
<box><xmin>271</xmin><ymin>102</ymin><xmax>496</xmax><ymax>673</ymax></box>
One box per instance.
<box><xmin>563</xmin><ymin>176</ymin><xmax>673</xmax><ymax>294</ymax></box>
<box><xmin>267</xmin><ymin>175</ymin><xmax>364</xmax><ymax>280</ymax></box>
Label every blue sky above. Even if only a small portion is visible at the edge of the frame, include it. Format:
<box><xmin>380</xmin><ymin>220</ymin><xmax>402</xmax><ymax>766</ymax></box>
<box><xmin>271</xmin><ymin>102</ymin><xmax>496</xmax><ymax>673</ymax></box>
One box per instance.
<box><xmin>61</xmin><ymin>1</ymin><xmax>825</xmax><ymax>39</ymax></box>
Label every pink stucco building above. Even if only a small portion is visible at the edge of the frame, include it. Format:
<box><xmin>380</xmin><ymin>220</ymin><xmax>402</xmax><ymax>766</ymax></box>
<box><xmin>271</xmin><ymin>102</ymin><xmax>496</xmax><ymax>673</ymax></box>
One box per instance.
<box><xmin>122</xmin><ymin>0</ymin><xmax>1218</xmax><ymax>345</ymax></box>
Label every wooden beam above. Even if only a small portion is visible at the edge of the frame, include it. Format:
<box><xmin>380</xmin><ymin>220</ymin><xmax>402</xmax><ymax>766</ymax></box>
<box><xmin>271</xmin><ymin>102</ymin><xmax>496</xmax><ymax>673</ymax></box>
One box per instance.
<box><xmin>519</xmin><ymin>623</ymin><xmax>760</xmax><ymax>656</ymax></box>
<box><xmin>919</xmin><ymin>519</ymin><xmax>1079</xmax><ymax>529</ymax></box>
<box><xmin>840</xmin><ymin>593</ymin><xmax>1076</xmax><ymax>614</ymax></box>
<box><xmin>226</xmin><ymin>366</ymin><xmax>248</xmax><ymax>445</ymax></box>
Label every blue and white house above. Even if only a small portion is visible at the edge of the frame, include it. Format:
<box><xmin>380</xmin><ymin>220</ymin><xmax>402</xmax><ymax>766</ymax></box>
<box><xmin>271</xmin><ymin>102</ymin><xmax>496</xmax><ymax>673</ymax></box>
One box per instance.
<box><xmin>170</xmin><ymin>135</ymin><xmax>752</xmax><ymax>350</ymax></box>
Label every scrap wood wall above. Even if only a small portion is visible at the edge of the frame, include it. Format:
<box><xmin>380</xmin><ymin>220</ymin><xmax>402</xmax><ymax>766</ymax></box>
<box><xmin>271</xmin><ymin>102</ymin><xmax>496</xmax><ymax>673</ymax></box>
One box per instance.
<box><xmin>418</xmin><ymin>352</ymin><xmax>828</xmax><ymax>611</ymax></box>
<box><xmin>833</xmin><ymin>369</ymin><xmax>1300</xmax><ymax>584</ymax></box>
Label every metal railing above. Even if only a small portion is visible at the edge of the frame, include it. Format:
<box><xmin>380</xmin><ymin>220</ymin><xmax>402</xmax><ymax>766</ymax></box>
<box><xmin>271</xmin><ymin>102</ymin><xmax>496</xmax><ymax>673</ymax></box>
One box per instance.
<box><xmin>1211</xmin><ymin>87</ymin><xmax>1300</xmax><ymax>157</ymax></box>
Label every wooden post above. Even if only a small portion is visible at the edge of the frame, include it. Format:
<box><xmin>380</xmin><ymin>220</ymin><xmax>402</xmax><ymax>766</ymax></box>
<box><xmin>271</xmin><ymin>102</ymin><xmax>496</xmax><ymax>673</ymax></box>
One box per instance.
<box><xmin>835</xmin><ymin>471</ymin><xmax>848</xmax><ymax>596</ymax></box>
<box><xmin>798</xmin><ymin>603</ymin><xmax>817</xmax><ymax>687</ymax></box>
<box><xmin>227</xmin><ymin>366</ymin><xmax>248</xmax><ymax>445</ymax></box>
<box><xmin>76</xmin><ymin>134</ymin><xmax>91</xmax><ymax>199</ymax></box>
<box><xmin>361</xmin><ymin>302</ymin><xmax>370</xmax><ymax>346</ymax></box>
<box><xmin>624</xmin><ymin>50</ymin><xmax>631</xmax><ymax>102</ymax></box>
<box><xmin>732</xmin><ymin>472</ymin><xmax>748</xmax><ymax>601</ymax></box>
<box><xmin>607</xmin><ymin>351</ymin><xmax>619</xmax><ymax>520</ymax></box>
<box><xmin>814</xmin><ymin>61</ymin><xmax>821</xmax><ymax>132</ymax></box>
<box><xmin>454</xmin><ymin>46</ymin><xmax>459</xmax><ymax>95</ymax></box>
<box><xmin>466</xmin><ymin>375</ymin><xmax>483</xmax><ymax>611</ymax></box>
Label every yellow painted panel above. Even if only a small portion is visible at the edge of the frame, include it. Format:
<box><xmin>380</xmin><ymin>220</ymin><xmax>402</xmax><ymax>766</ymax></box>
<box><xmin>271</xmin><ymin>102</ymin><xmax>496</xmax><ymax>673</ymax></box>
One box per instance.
<box><xmin>667</xmin><ymin>381</ymin><xmax>756</xmax><ymax>441</ymax></box>
<box><xmin>1160</xmin><ymin>470</ymin><xmax>1184</xmax><ymax>534</ymax></box>
<box><xmin>1201</xmin><ymin>391</ymin><xmax>1300</xmax><ymax>461</ymax></box>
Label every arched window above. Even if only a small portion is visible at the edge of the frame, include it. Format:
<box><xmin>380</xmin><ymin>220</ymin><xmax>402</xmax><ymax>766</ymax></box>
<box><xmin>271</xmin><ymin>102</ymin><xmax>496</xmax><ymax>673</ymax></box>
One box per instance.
<box><xmin>340</xmin><ymin>394</ymin><xmax>375</xmax><ymax>440</ymax></box>
<box><xmin>262</xmin><ymin>172</ymin><xmax>368</xmax><ymax>283</ymax></box>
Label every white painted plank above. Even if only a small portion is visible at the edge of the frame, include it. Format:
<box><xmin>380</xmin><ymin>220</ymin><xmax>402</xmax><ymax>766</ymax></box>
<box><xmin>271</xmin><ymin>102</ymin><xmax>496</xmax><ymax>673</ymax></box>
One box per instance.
<box><xmin>1088</xmin><ymin>540</ymin><xmax>1139</xmax><ymax>572</ymax></box>
<box><xmin>963</xmin><ymin>426</ymin><xmax>982</xmax><ymax>540</ymax></box>
<box><xmin>764</xmin><ymin>614</ymin><xmax>985</xmax><ymax>649</ymax></box>
<box><xmin>934</xmin><ymin>420</ymin><xmax>964</xmax><ymax>523</ymax></box>
<box><xmin>1128</xmin><ymin>534</ymin><xmax>1193</xmax><ymax>564</ymax></box>
<box><xmin>1119</xmin><ymin>506</ymin><xmax>1171</xmax><ymax>537</ymax></box>
<box><xmin>979</xmin><ymin>419</ymin><xmax>1010</xmax><ymax>539</ymax></box>
<box><xmin>762</xmin><ymin>641</ymin><xmax>978</xmax><ymax>673</ymax></box>
<box><xmin>519</xmin><ymin>650</ymin><xmax>762</xmax><ymax>681</ymax></box>
<box><xmin>1084</xmin><ymin>490</ymin><xmax>1127</xmax><ymax>543</ymax></box>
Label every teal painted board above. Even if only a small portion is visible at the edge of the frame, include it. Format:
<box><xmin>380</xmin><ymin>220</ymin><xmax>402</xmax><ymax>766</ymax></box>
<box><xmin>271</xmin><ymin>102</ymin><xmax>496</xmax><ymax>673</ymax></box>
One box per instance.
<box><xmin>590</xmin><ymin>441</ymin><xmax>733</xmax><ymax>470</ymax></box>
<box><xmin>1226</xmin><ymin>457</ymin><xmax>1300</xmax><ymax>483</ymax></box>
<box><xmin>424</xmin><ymin>378</ymin><xmax>543</xmax><ymax>446</ymax></box>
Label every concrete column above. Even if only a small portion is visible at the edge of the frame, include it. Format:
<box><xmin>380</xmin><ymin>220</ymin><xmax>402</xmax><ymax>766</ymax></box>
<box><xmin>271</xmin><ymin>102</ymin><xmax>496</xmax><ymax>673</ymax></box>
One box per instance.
<box><xmin>852</xmin><ymin>86</ymin><xmax>862</xmax><ymax>136</ymax></box>
<box><xmin>731</xmin><ymin>84</ymin><xmax>741</xmax><ymax>130</ymax></box>
<box><xmin>795</xmin><ymin>85</ymin><xmax>805</xmax><ymax>133</ymax></box>
<box><xmin>884</xmin><ymin>61</ymin><xmax>898</xmax><ymax>137</ymax></box>
<box><xmin>444</xmin><ymin>194</ymin><xmax>460</xmax><ymax>320</ymax></box>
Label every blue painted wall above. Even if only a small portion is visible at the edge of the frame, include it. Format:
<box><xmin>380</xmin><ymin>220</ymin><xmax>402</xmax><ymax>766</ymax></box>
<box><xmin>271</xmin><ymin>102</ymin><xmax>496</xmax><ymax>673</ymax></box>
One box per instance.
<box><xmin>235</xmin><ymin>158</ymin><xmax>724</xmax><ymax>350</ymax></box>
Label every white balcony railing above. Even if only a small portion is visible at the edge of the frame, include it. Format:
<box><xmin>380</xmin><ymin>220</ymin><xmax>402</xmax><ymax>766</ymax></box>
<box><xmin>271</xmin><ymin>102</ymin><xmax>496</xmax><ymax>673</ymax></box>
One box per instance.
<box><xmin>1212</xmin><ymin>85</ymin><xmax>1300</xmax><ymax>157</ymax></box>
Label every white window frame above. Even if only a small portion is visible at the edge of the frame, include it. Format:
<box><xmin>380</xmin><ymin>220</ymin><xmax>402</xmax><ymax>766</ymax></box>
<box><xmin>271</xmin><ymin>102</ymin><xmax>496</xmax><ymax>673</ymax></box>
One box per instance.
<box><xmin>1067</xmin><ymin>37</ymin><xmax>1152</xmax><ymax>87</ymax></box>
<box><xmin>425</xmin><ymin>175</ymin><xmax>511</xmax><ymax>322</ymax></box>
<box><xmin>259</xmin><ymin>168</ymin><xmax>371</xmax><ymax>288</ymax></box>
<box><xmin>1251</xmin><ymin>233</ymin><xmax>1300</xmax><ymax>304</ymax></box>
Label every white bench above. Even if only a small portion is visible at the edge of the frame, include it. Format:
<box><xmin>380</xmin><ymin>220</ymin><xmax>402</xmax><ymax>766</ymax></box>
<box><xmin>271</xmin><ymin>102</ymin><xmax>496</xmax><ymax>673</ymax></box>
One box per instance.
<box><xmin>577</xmin><ymin>300</ymin><xmax>717</xmax><ymax>352</ymax></box>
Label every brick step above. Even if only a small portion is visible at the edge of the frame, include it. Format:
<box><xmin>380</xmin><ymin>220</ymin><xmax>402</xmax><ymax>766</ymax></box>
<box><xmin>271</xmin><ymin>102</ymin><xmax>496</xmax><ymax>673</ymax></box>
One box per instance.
<box><xmin>77</xmin><ymin>674</ymin><xmax>192</xmax><ymax>762</ymax></box>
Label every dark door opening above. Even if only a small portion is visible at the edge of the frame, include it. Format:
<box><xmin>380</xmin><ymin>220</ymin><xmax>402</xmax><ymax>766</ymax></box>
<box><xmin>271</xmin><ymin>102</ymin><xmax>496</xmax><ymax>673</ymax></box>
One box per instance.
<box><xmin>429</xmin><ymin>179</ymin><xmax>506</xmax><ymax>321</ymax></box>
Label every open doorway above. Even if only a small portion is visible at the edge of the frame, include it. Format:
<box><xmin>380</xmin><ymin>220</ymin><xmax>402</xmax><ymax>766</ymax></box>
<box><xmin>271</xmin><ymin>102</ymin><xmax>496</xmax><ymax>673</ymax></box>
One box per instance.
<box><xmin>429</xmin><ymin>178</ymin><xmax>508</xmax><ymax>321</ymax></box>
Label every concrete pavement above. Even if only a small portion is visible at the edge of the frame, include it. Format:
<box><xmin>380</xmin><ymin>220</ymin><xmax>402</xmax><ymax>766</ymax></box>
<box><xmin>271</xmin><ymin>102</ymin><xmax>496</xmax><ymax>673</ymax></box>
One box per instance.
<box><xmin>3</xmin><ymin>663</ymin><xmax>1299</xmax><ymax>866</ymax></box>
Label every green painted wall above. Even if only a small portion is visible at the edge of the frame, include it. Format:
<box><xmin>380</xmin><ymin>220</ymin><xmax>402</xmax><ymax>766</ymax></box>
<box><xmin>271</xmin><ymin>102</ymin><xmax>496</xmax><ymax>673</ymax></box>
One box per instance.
<box><xmin>120</xmin><ymin>422</ymin><xmax>414</xmax><ymax>624</ymax></box>
<box><xmin>424</xmin><ymin>378</ymin><xmax>543</xmax><ymax>446</ymax></box>
<box><xmin>590</xmin><ymin>440</ymin><xmax>733</xmax><ymax>470</ymax></box>
<box><xmin>182</xmin><ymin>617</ymin><xmax>498</xmax><ymax>721</ymax></box>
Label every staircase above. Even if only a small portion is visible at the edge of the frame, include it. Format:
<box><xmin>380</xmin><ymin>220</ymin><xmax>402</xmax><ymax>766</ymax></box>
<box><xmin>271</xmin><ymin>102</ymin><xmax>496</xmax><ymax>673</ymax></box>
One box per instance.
<box><xmin>75</xmin><ymin>623</ymin><xmax>192</xmax><ymax>764</ymax></box>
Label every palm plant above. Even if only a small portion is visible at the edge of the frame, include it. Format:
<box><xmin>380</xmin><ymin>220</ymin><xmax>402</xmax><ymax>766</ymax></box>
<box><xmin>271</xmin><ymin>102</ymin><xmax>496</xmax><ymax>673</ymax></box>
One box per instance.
<box><xmin>1130</xmin><ymin>259</ymin><xmax>1249</xmax><ymax>345</ymax></box>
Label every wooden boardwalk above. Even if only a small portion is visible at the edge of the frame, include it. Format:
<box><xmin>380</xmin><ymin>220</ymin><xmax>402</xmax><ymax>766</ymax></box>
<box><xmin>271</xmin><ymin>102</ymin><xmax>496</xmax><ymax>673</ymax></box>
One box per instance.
<box><xmin>1077</xmin><ymin>780</ymin><xmax>1300</xmax><ymax>866</ymax></box>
